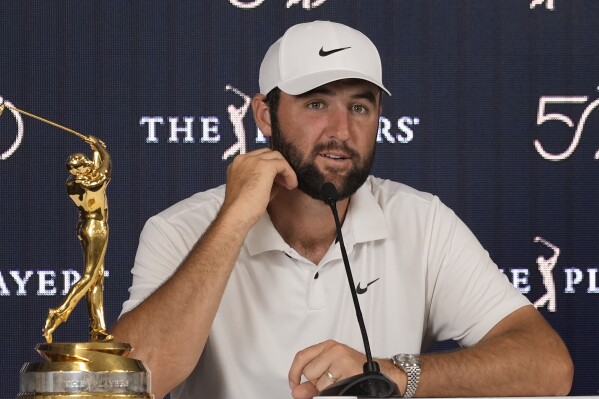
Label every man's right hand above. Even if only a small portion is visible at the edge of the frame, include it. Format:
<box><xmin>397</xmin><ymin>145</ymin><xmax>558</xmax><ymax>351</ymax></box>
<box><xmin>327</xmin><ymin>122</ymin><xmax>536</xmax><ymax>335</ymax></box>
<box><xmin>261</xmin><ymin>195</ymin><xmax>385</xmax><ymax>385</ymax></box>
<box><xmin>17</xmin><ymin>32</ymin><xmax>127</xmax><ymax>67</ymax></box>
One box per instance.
<box><xmin>220</xmin><ymin>148</ymin><xmax>298</xmax><ymax>229</ymax></box>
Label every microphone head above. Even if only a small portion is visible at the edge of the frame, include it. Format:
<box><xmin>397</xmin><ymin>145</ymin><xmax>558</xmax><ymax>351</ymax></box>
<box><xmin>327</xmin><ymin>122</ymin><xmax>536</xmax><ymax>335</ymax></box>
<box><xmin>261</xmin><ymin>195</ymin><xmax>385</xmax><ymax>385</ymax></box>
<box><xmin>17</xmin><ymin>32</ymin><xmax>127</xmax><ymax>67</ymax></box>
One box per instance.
<box><xmin>320</xmin><ymin>182</ymin><xmax>338</xmax><ymax>205</ymax></box>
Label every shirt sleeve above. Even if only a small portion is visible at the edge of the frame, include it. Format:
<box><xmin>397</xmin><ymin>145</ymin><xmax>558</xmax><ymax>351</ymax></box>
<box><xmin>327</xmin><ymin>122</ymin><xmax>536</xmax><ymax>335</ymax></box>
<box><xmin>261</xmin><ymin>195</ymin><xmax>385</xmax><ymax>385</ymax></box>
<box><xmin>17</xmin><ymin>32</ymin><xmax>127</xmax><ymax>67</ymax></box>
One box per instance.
<box><xmin>120</xmin><ymin>192</ymin><xmax>222</xmax><ymax>316</ymax></box>
<box><xmin>423</xmin><ymin>196</ymin><xmax>531</xmax><ymax>348</ymax></box>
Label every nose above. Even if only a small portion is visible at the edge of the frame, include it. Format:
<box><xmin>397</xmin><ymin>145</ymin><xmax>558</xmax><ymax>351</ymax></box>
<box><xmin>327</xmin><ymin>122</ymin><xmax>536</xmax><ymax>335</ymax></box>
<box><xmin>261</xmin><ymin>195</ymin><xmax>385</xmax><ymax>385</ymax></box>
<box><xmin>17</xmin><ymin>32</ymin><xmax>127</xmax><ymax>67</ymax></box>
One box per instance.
<box><xmin>327</xmin><ymin>107</ymin><xmax>351</xmax><ymax>142</ymax></box>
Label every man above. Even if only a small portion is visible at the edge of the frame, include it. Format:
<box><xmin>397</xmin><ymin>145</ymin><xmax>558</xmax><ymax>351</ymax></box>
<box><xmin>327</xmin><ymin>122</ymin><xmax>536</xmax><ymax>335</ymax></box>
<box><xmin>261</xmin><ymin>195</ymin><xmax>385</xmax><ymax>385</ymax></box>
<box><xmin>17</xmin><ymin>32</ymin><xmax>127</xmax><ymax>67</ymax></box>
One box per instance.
<box><xmin>112</xmin><ymin>21</ymin><xmax>573</xmax><ymax>399</ymax></box>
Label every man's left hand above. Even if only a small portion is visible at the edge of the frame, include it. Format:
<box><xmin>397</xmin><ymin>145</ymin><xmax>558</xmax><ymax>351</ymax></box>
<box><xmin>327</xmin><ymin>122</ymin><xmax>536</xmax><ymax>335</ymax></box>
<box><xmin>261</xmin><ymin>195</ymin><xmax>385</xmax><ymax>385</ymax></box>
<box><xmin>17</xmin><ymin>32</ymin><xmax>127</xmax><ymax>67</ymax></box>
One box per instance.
<box><xmin>288</xmin><ymin>340</ymin><xmax>366</xmax><ymax>399</ymax></box>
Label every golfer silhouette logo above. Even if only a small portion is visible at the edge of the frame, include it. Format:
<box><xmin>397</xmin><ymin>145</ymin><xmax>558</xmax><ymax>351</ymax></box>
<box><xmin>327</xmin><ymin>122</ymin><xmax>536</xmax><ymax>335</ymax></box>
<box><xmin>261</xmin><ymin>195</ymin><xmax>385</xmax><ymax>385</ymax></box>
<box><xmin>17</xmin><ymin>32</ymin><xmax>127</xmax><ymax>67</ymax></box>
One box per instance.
<box><xmin>533</xmin><ymin>236</ymin><xmax>560</xmax><ymax>312</ymax></box>
<box><xmin>222</xmin><ymin>85</ymin><xmax>251</xmax><ymax>160</ymax></box>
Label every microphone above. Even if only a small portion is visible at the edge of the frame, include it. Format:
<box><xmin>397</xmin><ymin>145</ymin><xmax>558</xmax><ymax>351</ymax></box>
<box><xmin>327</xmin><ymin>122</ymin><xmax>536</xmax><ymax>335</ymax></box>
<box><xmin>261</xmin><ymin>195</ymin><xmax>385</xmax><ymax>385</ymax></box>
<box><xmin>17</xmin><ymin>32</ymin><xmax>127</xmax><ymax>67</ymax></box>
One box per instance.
<box><xmin>318</xmin><ymin>183</ymin><xmax>400</xmax><ymax>398</ymax></box>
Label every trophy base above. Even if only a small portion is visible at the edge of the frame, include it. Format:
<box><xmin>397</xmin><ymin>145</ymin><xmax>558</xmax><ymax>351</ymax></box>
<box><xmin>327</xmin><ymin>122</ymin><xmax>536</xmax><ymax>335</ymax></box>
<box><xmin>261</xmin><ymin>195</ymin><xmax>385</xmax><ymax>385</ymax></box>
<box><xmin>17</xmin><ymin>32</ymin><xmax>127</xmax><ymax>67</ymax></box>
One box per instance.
<box><xmin>19</xmin><ymin>342</ymin><xmax>153</xmax><ymax>399</ymax></box>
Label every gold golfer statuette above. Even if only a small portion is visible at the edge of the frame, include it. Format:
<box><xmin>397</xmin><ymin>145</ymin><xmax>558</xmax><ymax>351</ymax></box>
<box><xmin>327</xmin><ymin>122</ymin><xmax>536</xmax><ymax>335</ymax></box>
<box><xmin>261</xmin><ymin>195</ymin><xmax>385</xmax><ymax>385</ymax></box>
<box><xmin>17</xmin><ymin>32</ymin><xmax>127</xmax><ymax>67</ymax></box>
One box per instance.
<box><xmin>43</xmin><ymin>134</ymin><xmax>113</xmax><ymax>343</ymax></box>
<box><xmin>1</xmin><ymin>98</ymin><xmax>152</xmax><ymax>399</ymax></box>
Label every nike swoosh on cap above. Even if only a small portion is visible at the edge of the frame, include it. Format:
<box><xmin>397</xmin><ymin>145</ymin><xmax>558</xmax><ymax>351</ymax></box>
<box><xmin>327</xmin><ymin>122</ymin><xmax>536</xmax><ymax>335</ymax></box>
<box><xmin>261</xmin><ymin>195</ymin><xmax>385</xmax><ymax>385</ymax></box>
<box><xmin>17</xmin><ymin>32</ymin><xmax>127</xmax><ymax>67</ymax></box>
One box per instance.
<box><xmin>319</xmin><ymin>46</ymin><xmax>351</xmax><ymax>57</ymax></box>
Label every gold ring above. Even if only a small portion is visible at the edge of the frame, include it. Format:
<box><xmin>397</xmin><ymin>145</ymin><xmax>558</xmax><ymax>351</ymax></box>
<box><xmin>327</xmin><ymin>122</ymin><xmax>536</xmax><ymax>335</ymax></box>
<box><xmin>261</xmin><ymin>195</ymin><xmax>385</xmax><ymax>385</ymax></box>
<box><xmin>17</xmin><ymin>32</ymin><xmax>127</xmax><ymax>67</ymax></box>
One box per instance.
<box><xmin>326</xmin><ymin>370</ymin><xmax>339</xmax><ymax>383</ymax></box>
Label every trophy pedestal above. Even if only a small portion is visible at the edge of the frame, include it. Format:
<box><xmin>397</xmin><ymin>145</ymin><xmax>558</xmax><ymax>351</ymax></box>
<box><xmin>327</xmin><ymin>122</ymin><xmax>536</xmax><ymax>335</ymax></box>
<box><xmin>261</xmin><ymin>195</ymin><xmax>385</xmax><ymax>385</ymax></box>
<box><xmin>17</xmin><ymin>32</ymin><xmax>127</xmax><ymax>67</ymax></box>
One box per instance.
<box><xmin>19</xmin><ymin>342</ymin><xmax>152</xmax><ymax>399</ymax></box>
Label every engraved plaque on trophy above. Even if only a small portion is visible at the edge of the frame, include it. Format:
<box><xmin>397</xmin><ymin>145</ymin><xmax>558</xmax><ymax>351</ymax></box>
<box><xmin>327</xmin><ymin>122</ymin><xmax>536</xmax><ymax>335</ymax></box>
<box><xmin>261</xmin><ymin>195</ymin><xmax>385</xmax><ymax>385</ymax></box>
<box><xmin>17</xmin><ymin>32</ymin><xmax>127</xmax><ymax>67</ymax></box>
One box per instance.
<box><xmin>19</xmin><ymin>342</ymin><xmax>151</xmax><ymax>399</ymax></box>
<box><xmin>1</xmin><ymin>97</ymin><xmax>153</xmax><ymax>399</ymax></box>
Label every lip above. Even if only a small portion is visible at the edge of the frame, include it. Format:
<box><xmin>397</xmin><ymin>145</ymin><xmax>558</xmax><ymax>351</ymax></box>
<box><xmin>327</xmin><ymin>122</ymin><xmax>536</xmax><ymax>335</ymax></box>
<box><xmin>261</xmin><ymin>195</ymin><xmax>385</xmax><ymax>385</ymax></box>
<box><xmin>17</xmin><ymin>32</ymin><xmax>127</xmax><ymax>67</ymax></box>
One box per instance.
<box><xmin>318</xmin><ymin>151</ymin><xmax>351</xmax><ymax>161</ymax></box>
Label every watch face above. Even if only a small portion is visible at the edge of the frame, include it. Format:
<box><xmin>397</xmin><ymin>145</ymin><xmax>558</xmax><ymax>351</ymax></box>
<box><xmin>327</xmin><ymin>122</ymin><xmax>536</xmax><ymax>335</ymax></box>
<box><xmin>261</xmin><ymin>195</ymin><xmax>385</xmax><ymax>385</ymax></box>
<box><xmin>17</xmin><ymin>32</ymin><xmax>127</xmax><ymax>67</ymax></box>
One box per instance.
<box><xmin>395</xmin><ymin>354</ymin><xmax>420</xmax><ymax>367</ymax></box>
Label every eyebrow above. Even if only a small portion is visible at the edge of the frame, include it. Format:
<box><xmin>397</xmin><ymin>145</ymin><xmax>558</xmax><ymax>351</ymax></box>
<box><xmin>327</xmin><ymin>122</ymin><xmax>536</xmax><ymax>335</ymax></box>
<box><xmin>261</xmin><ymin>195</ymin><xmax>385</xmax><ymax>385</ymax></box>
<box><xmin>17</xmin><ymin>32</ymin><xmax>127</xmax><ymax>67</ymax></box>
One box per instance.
<box><xmin>297</xmin><ymin>86</ymin><xmax>379</xmax><ymax>105</ymax></box>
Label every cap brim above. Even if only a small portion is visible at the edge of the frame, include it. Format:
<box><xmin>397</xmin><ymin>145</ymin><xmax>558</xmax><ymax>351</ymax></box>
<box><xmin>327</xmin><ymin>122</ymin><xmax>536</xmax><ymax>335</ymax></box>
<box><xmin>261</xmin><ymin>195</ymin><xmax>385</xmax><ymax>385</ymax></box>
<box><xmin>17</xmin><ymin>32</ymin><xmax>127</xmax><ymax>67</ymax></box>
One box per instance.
<box><xmin>277</xmin><ymin>70</ymin><xmax>391</xmax><ymax>96</ymax></box>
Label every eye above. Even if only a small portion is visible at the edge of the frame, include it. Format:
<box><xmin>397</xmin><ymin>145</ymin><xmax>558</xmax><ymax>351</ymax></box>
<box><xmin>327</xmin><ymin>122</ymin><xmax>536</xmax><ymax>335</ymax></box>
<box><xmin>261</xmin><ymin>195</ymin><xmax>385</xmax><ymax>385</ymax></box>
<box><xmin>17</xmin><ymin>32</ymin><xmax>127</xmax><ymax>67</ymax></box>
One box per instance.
<box><xmin>352</xmin><ymin>104</ymin><xmax>368</xmax><ymax>114</ymax></box>
<box><xmin>307</xmin><ymin>101</ymin><xmax>325</xmax><ymax>110</ymax></box>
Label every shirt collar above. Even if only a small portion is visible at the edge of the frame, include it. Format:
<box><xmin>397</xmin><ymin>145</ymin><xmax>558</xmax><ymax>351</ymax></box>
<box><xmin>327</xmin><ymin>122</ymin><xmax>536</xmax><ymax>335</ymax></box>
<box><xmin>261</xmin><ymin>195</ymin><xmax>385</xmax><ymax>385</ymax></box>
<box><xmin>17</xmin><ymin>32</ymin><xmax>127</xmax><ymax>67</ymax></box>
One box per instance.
<box><xmin>344</xmin><ymin>178</ymin><xmax>389</xmax><ymax>245</ymax></box>
<box><xmin>246</xmin><ymin>211</ymin><xmax>289</xmax><ymax>256</ymax></box>
<box><xmin>246</xmin><ymin>178</ymin><xmax>389</xmax><ymax>256</ymax></box>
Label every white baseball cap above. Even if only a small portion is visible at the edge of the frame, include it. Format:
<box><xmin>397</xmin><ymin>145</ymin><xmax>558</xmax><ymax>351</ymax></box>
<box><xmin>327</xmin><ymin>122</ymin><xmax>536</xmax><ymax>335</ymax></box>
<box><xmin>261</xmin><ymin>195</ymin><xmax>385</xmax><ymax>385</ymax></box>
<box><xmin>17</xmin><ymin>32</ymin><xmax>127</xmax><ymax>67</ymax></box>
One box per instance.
<box><xmin>259</xmin><ymin>21</ymin><xmax>391</xmax><ymax>96</ymax></box>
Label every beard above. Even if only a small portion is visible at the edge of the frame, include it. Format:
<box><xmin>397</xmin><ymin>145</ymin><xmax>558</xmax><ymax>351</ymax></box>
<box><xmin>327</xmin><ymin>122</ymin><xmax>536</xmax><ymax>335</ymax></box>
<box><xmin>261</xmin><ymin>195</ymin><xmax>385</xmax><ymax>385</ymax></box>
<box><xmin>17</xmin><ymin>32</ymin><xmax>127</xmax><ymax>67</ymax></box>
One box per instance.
<box><xmin>270</xmin><ymin>120</ymin><xmax>375</xmax><ymax>201</ymax></box>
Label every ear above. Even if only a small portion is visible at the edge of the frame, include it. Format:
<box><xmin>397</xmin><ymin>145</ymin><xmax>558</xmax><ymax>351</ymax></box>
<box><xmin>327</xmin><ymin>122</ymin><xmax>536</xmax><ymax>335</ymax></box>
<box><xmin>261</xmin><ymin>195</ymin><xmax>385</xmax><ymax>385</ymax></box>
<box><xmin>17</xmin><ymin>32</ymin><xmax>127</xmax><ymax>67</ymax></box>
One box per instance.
<box><xmin>252</xmin><ymin>94</ymin><xmax>272</xmax><ymax>138</ymax></box>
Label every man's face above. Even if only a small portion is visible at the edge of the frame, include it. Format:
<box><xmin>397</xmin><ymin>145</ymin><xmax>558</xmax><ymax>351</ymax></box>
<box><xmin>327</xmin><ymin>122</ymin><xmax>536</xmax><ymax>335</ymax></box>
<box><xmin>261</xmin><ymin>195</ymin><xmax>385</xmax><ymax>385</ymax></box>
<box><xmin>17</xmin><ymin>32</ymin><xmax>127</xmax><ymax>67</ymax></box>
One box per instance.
<box><xmin>270</xmin><ymin>79</ymin><xmax>381</xmax><ymax>201</ymax></box>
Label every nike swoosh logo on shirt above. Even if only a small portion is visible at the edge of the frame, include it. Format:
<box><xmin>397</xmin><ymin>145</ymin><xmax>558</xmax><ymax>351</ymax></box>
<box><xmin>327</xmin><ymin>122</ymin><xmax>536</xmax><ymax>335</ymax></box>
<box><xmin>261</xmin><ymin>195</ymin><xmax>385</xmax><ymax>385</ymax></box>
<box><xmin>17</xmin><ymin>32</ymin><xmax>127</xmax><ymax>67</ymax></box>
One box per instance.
<box><xmin>319</xmin><ymin>46</ymin><xmax>351</xmax><ymax>57</ymax></box>
<box><xmin>356</xmin><ymin>278</ymin><xmax>380</xmax><ymax>294</ymax></box>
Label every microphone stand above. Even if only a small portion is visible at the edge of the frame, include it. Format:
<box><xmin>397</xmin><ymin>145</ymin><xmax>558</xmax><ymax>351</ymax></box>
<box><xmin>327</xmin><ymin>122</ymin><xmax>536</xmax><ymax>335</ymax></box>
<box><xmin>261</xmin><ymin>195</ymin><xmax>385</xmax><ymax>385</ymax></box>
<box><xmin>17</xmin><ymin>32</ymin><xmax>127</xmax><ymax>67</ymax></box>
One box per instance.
<box><xmin>319</xmin><ymin>183</ymin><xmax>400</xmax><ymax>398</ymax></box>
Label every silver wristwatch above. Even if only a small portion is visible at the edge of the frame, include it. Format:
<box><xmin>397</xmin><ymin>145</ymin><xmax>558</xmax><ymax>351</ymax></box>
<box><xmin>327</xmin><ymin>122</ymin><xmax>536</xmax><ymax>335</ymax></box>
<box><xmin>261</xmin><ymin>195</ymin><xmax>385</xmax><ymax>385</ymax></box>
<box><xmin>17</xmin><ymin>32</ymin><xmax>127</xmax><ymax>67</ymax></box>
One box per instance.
<box><xmin>391</xmin><ymin>354</ymin><xmax>421</xmax><ymax>398</ymax></box>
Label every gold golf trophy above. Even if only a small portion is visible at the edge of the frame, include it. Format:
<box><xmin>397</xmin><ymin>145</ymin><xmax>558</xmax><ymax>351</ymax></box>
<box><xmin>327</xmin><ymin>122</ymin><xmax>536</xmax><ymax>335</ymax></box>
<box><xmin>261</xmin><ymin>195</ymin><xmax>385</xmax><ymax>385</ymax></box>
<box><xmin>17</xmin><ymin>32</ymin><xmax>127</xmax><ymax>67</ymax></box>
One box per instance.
<box><xmin>0</xmin><ymin>97</ymin><xmax>152</xmax><ymax>399</ymax></box>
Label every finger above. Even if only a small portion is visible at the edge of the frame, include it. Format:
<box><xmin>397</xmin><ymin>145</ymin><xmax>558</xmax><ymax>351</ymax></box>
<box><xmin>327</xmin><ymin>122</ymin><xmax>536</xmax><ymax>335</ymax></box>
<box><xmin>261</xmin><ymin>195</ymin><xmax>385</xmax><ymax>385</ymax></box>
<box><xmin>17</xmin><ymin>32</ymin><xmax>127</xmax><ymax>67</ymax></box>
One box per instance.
<box><xmin>291</xmin><ymin>380</ymin><xmax>319</xmax><ymax>399</ymax></box>
<box><xmin>240</xmin><ymin>154</ymin><xmax>296</xmax><ymax>190</ymax></box>
<box><xmin>271</xmin><ymin>159</ymin><xmax>297</xmax><ymax>190</ymax></box>
<box><xmin>243</xmin><ymin>147</ymin><xmax>275</xmax><ymax>157</ymax></box>
<box><xmin>288</xmin><ymin>340</ymin><xmax>335</xmax><ymax>388</ymax></box>
<box><xmin>314</xmin><ymin>368</ymin><xmax>341</xmax><ymax>393</ymax></box>
<box><xmin>300</xmin><ymin>343</ymin><xmax>353</xmax><ymax>386</ymax></box>
<box><xmin>245</xmin><ymin>148</ymin><xmax>288</xmax><ymax>163</ymax></box>
<box><xmin>243</xmin><ymin>157</ymin><xmax>296</xmax><ymax>192</ymax></box>
<box><xmin>294</xmin><ymin>342</ymin><xmax>367</xmax><ymax>393</ymax></box>
<box><xmin>235</xmin><ymin>149</ymin><xmax>297</xmax><ymax>190</ymax></box>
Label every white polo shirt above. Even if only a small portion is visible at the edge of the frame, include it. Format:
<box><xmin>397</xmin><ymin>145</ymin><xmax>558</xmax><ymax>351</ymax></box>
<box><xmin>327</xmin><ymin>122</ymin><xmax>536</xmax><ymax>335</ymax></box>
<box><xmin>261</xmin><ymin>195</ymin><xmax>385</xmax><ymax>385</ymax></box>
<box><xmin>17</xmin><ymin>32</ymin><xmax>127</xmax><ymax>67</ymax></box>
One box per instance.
<box><xmin>121</xmin><ymin>176</ymin><xmax>530</xmax><ymax>399</ymax></box>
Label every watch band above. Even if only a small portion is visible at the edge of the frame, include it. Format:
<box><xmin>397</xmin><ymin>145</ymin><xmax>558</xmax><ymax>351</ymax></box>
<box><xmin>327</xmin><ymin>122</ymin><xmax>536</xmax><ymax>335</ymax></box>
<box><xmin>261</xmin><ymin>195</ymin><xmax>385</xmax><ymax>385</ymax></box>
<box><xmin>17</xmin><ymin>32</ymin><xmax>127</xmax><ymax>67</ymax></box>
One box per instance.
<box><xmin>391</xmin><ymin>354</ymin><xmax>421</xmax><ymax>398</ymax></box>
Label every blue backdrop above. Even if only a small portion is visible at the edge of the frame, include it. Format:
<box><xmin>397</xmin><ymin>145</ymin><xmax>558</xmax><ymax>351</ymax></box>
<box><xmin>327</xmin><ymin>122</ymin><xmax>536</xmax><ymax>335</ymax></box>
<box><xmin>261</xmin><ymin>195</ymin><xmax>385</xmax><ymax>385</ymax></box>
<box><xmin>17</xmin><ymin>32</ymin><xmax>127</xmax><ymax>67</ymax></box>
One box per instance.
<box><xmin>1</xmin><ymin>0</ymin><xmax>598</xmax><ymax>397</ymax></box>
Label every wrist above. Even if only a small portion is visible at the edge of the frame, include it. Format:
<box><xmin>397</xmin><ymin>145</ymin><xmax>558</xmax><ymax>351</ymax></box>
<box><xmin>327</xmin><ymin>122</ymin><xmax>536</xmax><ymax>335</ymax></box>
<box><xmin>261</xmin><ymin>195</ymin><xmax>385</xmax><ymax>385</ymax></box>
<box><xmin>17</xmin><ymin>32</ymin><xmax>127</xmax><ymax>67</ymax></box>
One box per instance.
<box><xmin>380</xmin><ymin>358</ymin><xmax>408</xmax><ymax>395</ymax></box>
<box><xmin>216</xmin><ymin>202</ymin><xmax>261</xmax><ymax>235</ymax></box>
<box><xmin>391</xmin><ymin>354</ymin><xmax>421</xmax><ymax>398</ymax></box>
